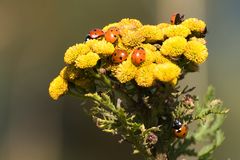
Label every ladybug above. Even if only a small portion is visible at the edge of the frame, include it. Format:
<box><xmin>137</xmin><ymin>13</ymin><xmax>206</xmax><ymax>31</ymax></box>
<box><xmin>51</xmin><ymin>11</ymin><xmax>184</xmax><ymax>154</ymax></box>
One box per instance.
<box><xmin>170</xmin><ymin>13</ymin><xmax>184</xmax><ymax>25</ymax></box>
<box><xmin>105</xmin><ymin>27</ymin><xmax>120</xmax><ymax>43</ymax></box>
<box><xmin>173</xmin><ymin>120</ymin><xmax>188</xmax><ymax>138</ymax></box>
<box><xmin>85</xmin><ymin>28</ymin><xmax>104</xmax><ymax>41</ymax></box>
<box><xmin>203</xmin><ymin>27</ymin><xmax>208</xmax><ymax>34</ymax></box>
<box><xmin>131</xmin><ymin>47</ymin><xmax>146</xmax><ymax>66</ymax></box>
<box><xmin>85</xmin><ymin>35</ymin><xmax>92</xmax><ymax>41</ymax></box>
<box><xmin>112</xmin><ymin>49</ymin><xmax>128</xmax><ymax>63</ymax></box>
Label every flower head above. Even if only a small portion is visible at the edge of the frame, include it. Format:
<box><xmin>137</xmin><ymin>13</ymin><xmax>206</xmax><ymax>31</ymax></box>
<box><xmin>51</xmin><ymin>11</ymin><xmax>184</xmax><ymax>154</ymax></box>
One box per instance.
<box><xmin>157</xmin><ymin>23</ymin><xmax>171</xmax><ymax>29</ymax></box>
<box><xmin>182</xmin><ymin>18</ymin><xmax>206</xmax><ymax>33</ymax></box>
<box><xmin>154</xmin><ymin>62</ymin><xmax>181</xmax><ymax>82</ymax></box>
<box><xmin>184</xmin><ymin>41</ymin><xmax>208</xmax><ymax>64</ymax></box>
<box><xmin>64</xmin><ymin>43</ymin><xmax>90</xmax><ymax>64</ymax></box>
<box><xmin>49</xmin><ymin>75</ymin><xmax>68</xmax><ymax>100</ymax></box>
<box><xmin>135</xmin><ymin>64</ymin><xmax>156</xmax><ymax>87</ymax></box>
<box><xmin>75</xmin><ymin>52</ymin><xmax>100</xmax><ymax>68</ymax></box>
<box><xmin>121</xmin><ymin>29</ymin><xmax>145</xmax><ymax>47</ymax></box>
<box><xmin>160</xmin><ymin>36</ymin><xmax>187</xmax><ymax>57</ymax></box>
<box><xmin>163</xmin><ymin>25</ymin><xmax>191</xmax><ymax>38</ymax></box>
<box><xmin>118</xmin><ymin>18</ymin><xmax>143</xmax><ymax>30</ymax></box>
<box><xmin>139</xmin><ymin>25</ymin><xmax>164</xmax><ymax>42</ymax></box>
<box><xmin>190</xmin><ymin>37</ymin><xmax>207</xmax><ymax>45</ymax></box>
<box><xmin>102</xmin><ymin>22</ymin><xmax>119</xmax><ymax>32</ymax></box>
<box><xmin>86</xmin><ymin>39</ymin><xmax>114</xmax><ymax>55</ymax></box>
<box><xmin>112</xmin><ymin>58</ymin><xmax>138</xmax><ymax>83</ymax></box>
<box><xmin>155</xmin><ymin>51</ymin><xmax>171</xmax><ymax>64</ymax></box>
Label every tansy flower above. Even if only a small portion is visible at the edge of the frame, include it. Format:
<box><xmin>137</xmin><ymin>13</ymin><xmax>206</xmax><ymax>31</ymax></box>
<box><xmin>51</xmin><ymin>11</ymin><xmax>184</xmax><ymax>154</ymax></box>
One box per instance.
<box><xmin>139</xmin><ymin>43</ymin><xmax>157</xmax><ymax>51</ymax></box>
<box><xmin>189</xmin><ymin>37</ymin><xmax>207</xmax><ymax>45</ymax></box>
<box><xmin>75</xmin><ymin>52</ymin><xmax>100</xmax><ymax>69</ymax></box>
<box><xmin>60</xmin><ymin>65</ymin><xmax>81</xmax><ymax>81</ymax></box>
<box><xmin>139</xmin><ymin>25</ymin><xmax>164</xmax><ymax>42</ymax></box>
<box><xmin>160</xmin><ymin>36</ymin><xmax>187</xmax><ymax>57</ymax></box>
<box><xmin>86</xmin><ymin>39</ymin><xmax>114</xmax><ymax>55</ymax></box>
<box><xmin>163</xmin><ymin>25</ymin><xmax>191</xmax><ymax>38</ymax></box>
<box><xmin>115</xmin><ymin>38</ymin><xmax>131</xmax><ymax>52</ymax></box>
<box><xmin>184</xmin><ymin>41</ymin><xmax>208</xmax><ymax>64</ymax></box>
<box><xmin>49</xmin><ymin>75</ymin><xmax>68</xmax><ymax>100</ymax></box>
<box><xmin>121</xmin><ymin>29</ymin><xmax>145</xmax><ymax>47</ymax></box>
<box><xmin>64</xmin><ymin>43</ymin><xmax>90</xmax><ymax>64</ymax></box>
<box><xmin>102</xmin><ymin>22</ymin><xmax>119</xmax><ymax>32</ymax></box>
<box><xmin>154</xmin><ymin>62</ymin><xmax>181</xmax><ymax>82</ymax></box>
<box><xmin>112</xmin><ymin>58</ymin><xmax>138</xmax><ymax>83</ymax></box>
<box><xmin>154</xmin><ymin>51</ymin><xmax>171</xmax><ymax>64</ymax></box>
<box><xmin>135</xmin><ymin>64</ymin><xmax>156</xmax><ymax>87</ymax></box>
<box><xmin>182</xmin><ymin>18</ymin><xmax>206</xmax><ymax>33</ymax></box>
<box><xmin>157</xmin><ymin>23</ymin><xmax>171</xmax><ymax>29</ymax></box>
<box><xmin>118</xmin><ymin>18</ymin><xmax>143</xmax><ymax>30</ymax></box>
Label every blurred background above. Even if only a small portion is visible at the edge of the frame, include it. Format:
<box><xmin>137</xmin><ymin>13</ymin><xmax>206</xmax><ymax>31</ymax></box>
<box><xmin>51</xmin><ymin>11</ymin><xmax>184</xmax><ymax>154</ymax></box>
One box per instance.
<box><xmin>0</xmin><ymin>0</ymin><xmax>239</xmax><ymax>159</ymax></box>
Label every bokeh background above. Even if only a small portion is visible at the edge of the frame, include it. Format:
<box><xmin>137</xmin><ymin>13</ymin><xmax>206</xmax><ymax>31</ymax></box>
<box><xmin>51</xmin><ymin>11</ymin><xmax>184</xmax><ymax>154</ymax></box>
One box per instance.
<box><xmin>0</xmin><ymin>0</ymin><xmax>239</xmax><ymax>159</ymax></box>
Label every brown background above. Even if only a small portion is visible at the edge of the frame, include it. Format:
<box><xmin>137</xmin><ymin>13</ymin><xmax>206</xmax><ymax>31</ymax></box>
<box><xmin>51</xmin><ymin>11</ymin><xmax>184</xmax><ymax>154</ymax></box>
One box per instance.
<box><xmin>0</xmin><ymin>0</ymin><xmax>239</xmax><ymax>159</ymax></box>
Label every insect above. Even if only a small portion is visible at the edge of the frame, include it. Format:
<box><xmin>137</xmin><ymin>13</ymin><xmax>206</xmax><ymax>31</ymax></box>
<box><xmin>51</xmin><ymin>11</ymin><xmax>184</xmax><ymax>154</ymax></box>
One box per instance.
<box><xmin>172</xmin><ymin>120</ymin><xmax>188</xmax><ymax>138</ymax></box>
<box><xmin>131</xmin><ymin>47</ymin><xmax>146</xmax><ymax>66</ymax></box>
<box><xmin>105</xmin><ymin>27</ymin><xmax>120</xmax><ymax>43</ymax></box>
<box><xmin>170</xmin><ymin>13</ymin><xmax>184</xmax><ymax>25</ymax></box>
<box><xmin>85</xmin><ymin>28</ymin><xmax>104</xmax><ymax>41</ymax></box>
<box><xmin>112</xmin><ymin>49</ymin><xmax>128</xmax><ymax>63</ymax></box>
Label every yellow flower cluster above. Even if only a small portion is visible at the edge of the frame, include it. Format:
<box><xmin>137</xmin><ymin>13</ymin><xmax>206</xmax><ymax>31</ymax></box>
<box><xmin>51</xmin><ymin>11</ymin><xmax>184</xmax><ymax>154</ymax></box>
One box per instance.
<box><xmin>49</xmin><ymin>17</ymin><xmax>208</xmax><ymax>100</ymax></box>
<box><xmin>160</xmin><ymin>36</ymin><xmax>187</xmax><ymax>57</ymax></box>
<box><xmin>162</xmin><ymin>25</ymin><xmax>191</xmax><ymax>38</ymax></box>
<box><xmin>49</xmin><ymin>76</ymin><xmax>68</xmax><ymax>100</ymax></box>
<box><xmin>181</xmin><ymin>18</ymin><xmax>206</xmax><ymax>33</ymax></box>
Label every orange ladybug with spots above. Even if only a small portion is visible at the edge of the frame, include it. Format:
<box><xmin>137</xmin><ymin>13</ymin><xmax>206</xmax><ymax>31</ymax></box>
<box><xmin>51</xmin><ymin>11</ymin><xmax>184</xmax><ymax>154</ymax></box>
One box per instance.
<box><xmin>170</xmin><ymin>13</ymin><xmax>184</xmax><ymax>25</ymax></box>
<box><xmin>131</xmin><ymin>47</ymin><xmax>146</xmax><ymax>66</ymax></box>
<box><xmin>85</xmin><ymin>28</ymin><xmax>104</xmax><ymax>41</ymax></box>
<box><xmin>112</xmin><ymin>49</ymin><xmax>128</xmax><ymax>63</ymax></box>
<box><xmin>105</xmin><ymin>27</ymin><xmax>120</xmax><ymax>43</ymax></box>
<box><xmin>172</xmin><ymin>120</ymin><xmax>188</xmax><ymax>138</ymax></box>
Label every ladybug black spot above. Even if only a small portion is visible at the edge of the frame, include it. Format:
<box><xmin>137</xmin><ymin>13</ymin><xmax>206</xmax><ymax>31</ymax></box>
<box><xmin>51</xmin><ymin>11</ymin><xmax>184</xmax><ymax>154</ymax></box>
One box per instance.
<box><xmin>177</xmin><ymin>129</ymin><xmax>181</xmax><ymax>133</ymax></box>
<box><xmin>114</xmin><ymin>53</ymin><xmax>117</xmax><ymax>56</ymax></box>
<box><xmin>119</xmin><ymin>57</ymin><xmax>123</xmax><ymax>60</ymax></box>
<box><xmin>140</xmin><ymin>59</ymin><xmax>143</xmax><ymax>61</ymax></box>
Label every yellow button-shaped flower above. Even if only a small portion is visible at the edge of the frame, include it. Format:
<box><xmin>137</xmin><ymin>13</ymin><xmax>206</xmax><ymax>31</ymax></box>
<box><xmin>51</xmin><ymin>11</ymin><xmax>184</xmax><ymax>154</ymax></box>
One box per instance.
<box><xmin>184</xmin><ymin>41</ymin><xmax>208</xmax><ymax>64</ymax></box>
<box><xmin>64</xmin><ymin>43</ymin><xmax>90</xmax><ymax>64</ymax></box>
<box><xmin>154</xmin><ymin>62</ymin><xmax>181</xmax><ymax>82</ymax></box>
<box><xmin>49</xmin><ymin>75</ymin><xmax>68</xmax><ymax>100</ymax></box>
<box><xmin>161</xmin><ymin>36</ymin><xmax>187</xmax><ymax>57</ymax></box>
<box><xmin>75</xmin><ymin>52</ymin><xmax>100</xmax><ymax>69</ymax></box>
<box><xmin>135</xmin><ymin>64</ymin><xmax>156</xmax><ymax>87</ymax></box>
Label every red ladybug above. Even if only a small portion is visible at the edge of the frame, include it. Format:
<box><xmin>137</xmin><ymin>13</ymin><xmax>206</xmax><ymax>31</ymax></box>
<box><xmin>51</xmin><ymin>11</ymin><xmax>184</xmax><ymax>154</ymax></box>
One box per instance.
<box><xmin>131</xmin><ymin>47</ymin><xmax>146</xmax><ymax>66</ymax></box>
<box><xmin>105</xmin><ymin>27</ymin><xmax>120</xmax><ymax>43</ymax></box>
<box><xmin>170</xmin><ymin>13</ymin><xmax>184</xmax><ymax>25</ymax></box>
<box><xmin>172</xmin><ymin>120</ymin><xmax>188</xmax><ymax>138</ymax></box>
<box><xmin>87</xmin><ymin>28</ymin><xmax>104</xmax><ymax>40</ymax></box>
<box><xmin>112</xmin><ymin>49</ymin><xmax>128</xmax><ymax>63</ymax></box>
